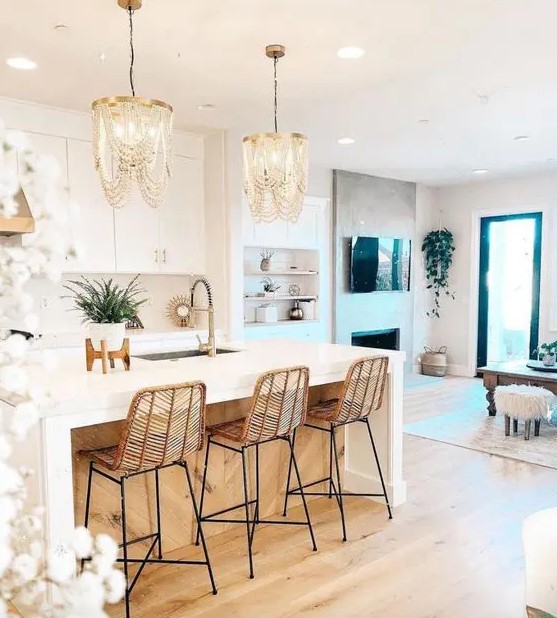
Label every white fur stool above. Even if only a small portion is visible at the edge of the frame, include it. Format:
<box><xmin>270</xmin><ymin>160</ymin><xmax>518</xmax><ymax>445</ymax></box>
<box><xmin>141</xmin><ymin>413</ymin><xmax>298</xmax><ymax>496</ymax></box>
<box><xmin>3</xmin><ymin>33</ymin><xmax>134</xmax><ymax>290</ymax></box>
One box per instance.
<box><xmin>494</xmin><ymin>384</ymin><xmax>555</xmax><ymax>440</ymax></box>
<box><xmin>523</xmin><ymin>507</ymin><xmax>557</xmax><ymax>617</ymax></box>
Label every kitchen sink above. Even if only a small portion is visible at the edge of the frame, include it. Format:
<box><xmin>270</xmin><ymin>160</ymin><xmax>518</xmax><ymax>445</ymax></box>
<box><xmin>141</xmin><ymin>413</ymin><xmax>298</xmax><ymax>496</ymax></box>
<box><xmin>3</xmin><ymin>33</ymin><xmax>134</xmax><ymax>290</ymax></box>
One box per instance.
<box><xmin>133</xmin><ymin>348</ymin><xmax>240</xmax><ymax>361</ymax></box>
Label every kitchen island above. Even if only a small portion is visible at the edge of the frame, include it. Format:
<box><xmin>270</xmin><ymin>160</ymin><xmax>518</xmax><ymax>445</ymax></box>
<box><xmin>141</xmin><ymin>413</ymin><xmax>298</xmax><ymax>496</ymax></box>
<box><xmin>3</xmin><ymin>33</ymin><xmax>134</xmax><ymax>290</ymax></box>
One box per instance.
<box><xmin>7</xmin><ymin>339</ymin><xmax>406</xmax><ymax>569</ymax></box>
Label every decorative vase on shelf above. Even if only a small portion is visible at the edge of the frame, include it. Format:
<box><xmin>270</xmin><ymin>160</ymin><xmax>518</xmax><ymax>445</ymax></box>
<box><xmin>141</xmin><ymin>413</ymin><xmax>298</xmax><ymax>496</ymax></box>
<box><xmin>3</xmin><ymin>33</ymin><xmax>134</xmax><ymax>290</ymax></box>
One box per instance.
<box><xmin>289</xmin><ymin>301</ymin><xmax>304</xmax><ymax>321</ymax></box>
<box><xmin>259</xmin><ymin>250</ymin><xmax>274</xmax><ymax>272</ymax></box>
<box><xmin>88</xmin><ymin>322</ymin><xmax>126</xmax><ymax>352</ymax></box>
<box><xmin>542</xmin><ymin>353</ymin><xmax>556</xmax><ymax>367</ymax></box>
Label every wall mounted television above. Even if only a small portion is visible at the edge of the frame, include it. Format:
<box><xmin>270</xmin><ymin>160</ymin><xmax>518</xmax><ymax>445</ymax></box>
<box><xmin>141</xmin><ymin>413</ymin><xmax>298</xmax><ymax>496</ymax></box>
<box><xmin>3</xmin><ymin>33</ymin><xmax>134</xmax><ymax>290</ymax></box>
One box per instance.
<box><xmin>350</xmin><ymin>236</ymin><xmax>411</xmax><ymax>293</ymax></box>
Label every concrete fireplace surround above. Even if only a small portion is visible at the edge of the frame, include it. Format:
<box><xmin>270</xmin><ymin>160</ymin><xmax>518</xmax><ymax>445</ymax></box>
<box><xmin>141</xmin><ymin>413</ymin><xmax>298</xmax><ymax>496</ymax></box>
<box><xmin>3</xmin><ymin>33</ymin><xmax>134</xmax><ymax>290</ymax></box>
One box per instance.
<box><xmin>333</xmin><ymin>170</ymin><xmax>417</xmax><ymax>369</ymax></box>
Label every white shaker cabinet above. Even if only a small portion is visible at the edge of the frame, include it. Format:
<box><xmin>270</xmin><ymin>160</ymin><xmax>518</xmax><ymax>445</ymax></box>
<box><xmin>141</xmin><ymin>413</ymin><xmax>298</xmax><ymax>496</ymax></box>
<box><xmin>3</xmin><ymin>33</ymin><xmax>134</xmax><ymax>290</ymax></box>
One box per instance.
<box><xmin>66</xmin><ymin>139</ymin><xmax>116</xmax><ymax>273</ymax></box>
<box><xmin>114</xmin><ymin>154</ymin><xmax>205</xmax><ymax>274</ymax></box>
<box><xmin>114</xmin><ymin>188</ymin><xmax>160</xmax><ymax>273</ymax></box>
<box><xmin>159</xmin><ymin>156</ymin><xmax>205</xmax><ymax>275</ymax></box>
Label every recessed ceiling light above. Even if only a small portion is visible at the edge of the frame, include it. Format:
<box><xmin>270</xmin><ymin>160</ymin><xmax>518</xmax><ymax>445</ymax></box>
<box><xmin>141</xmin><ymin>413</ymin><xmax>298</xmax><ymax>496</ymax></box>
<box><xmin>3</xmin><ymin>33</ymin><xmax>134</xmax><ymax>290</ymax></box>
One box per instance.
<box><xmin>54</xmin><ymin>24</ymin><xmax>69</xmax><ymax>31</ymax></box>
<box><xmin>473</xmin><ymin>169</ymin><xmax>488</xmax><ymax>175</ymax></box>
<box><xmin>418</xmin><ymin>118</ymin><xmax>429</xmax><ymax>124</ymax></box>
<box><xmin>6</xmin><ymin>57</ymin><xmax>37</xmax><ymax>70</ymax></box>
<box><xmin>514</xmin><ymin>135</ymin><xmax>530</xmax><ymax>141</ymax></box>
<box><xmin>337</xmin><ymin>47</ymin><xmax>365</xmax><ymax>59</ymax></box>
<box><xmin>337</xmin><ymin>137</ymin><xmax>355</xmax><ymax>145</ymax></box>
<box><xmin>197</xmin><ymin>104</ymin><xmax>216</xmax><ymax>111</ymax></box>
<box><xmin>98</xmin><ymin>51</ymin><xmax>107</xmax><ymax>63</ymax></box>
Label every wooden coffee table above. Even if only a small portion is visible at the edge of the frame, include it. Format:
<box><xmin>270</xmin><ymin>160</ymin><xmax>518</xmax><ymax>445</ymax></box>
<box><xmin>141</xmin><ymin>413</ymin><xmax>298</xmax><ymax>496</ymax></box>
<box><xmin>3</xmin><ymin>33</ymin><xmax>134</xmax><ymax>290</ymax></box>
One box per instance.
<box><xmin>480</xmin><ymin>361</ymin><xmax>557</xmax><ymax>416</ymax></box>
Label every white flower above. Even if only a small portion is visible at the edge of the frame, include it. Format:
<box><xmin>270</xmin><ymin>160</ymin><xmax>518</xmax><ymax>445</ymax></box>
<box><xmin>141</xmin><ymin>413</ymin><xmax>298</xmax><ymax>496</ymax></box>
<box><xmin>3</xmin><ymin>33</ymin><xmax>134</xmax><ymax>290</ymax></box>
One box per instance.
<box><xmin>95</xmin><ymin>533</ymin><xmax>118</xmax><ymax>563</ymax></box>
<box><xmin>0</xmin><ymin>495</ymin><xmax>17</xmax><ymax>524</ymax></box>
<box><xmin>61</xmin><ymin>571</ymin><xmax>105</xmax><ymax>612</ymax></box>
<box><xmin>33</xmin><ymin>154</ymin><xmax>61</xmax><ymax>181</ymax></box>
<box><xmin>0</xmin><ymin>545</ymin><xmax>12</xmax><ymax>578</ymax></box>
<box><xmin>2</xmin><ymin>334</ymin><xmax>28</xmax><ymax>359</ymax></box>
<box><xmin>10</xmin><ymin>401</ymin><xmax>39</xmax><ymax>440</ymax></box>
<box><xmin>47</xmin><ymin>552</ymin><xmax>75</xmax><ymax>584</ymax></box>
<box><xmin>91</xmin><ymin>534</ymin><xmax>119</xmax><ymax>578</ymax></box>
<box><xmin>0</xmin><ymin>364</ymin><xmax>29</xmax><ymax>392</ymax></box>
<box><xmin>0</xmin><ymin>435</ymin><xmax>12</xmax><ymax>460</ymax></box>
<box><xmin>11</xmin><ymin>553</ymin><xmax>38</xmax><ymax>583</ymax></box>
<box><xmin>104</xmin><ymin>569</ymin><xmax>126</xmax><ymax>604</ymax></box>
<box><xmin>0</xmin><ymin>461</ymin><xmax>22</xmax><ymax>495</ymax></box>
<box><xmin>72</xmin><ymin>526</ymin><xmax>93</xmax><ymax>559</ymax></box>
<box><xmin>4</xmin><ymin>130</ymin><xmax>29</xmax><ymax>152</ymax></box>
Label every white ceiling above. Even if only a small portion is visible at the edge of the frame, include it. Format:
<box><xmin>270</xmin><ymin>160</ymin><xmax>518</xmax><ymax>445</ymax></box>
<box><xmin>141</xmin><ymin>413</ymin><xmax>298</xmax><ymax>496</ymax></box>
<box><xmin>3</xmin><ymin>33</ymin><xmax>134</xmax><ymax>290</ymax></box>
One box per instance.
<box><xmin>2</xmin><ymin>0</ymin><xmax>557</xmax><ymax>185</ymax></box>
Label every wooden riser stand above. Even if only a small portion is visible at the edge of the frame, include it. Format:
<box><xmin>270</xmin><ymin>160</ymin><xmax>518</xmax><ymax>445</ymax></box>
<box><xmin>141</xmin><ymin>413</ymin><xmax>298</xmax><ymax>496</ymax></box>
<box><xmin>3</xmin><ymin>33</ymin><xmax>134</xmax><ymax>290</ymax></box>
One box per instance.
<box><xmin>85</xmin><ymin>338</ymin><xmax>130</xmax><ymax>374</ymax></box>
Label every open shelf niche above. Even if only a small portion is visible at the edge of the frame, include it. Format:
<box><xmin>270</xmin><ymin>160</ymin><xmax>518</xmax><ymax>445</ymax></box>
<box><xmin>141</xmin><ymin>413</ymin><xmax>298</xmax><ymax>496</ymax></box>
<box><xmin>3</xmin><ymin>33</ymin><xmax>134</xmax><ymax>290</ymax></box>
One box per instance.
<box><xmin>243</xmin><ymin>245</ymin><xmax>320</xmax><ymax>327</ymax></box>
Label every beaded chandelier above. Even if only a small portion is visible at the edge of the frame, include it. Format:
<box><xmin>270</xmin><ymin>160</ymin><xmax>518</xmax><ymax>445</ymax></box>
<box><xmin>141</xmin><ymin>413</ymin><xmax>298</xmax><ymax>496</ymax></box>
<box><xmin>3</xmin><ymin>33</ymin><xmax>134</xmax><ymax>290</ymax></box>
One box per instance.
<box><xmin>243</xmin><ymin>45</ymin><xmax>308</xmax><ymax>223</ymax></box>
<box><xmin>92</xmin><ymin>0</ymin><xmax>173</xmax><ymax>209</ymax></box>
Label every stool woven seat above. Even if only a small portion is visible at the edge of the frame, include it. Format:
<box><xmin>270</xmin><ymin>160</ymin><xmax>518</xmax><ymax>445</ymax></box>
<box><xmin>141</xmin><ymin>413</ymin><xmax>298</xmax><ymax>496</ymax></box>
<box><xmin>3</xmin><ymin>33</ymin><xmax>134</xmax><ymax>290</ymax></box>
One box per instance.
<box><xmin>308</xmin><ymin>398</ymin><xmax>339</xmax><ymax>421</ymax></box>
<box><xmin>209</xmin><ymin>418</ymin><xmax>245</xmax><ymax>442</ymax></box>
<box><xmin>87</xmin><ymin>445</ymin><xmax>120</xmax><ymax>471</ymax></box>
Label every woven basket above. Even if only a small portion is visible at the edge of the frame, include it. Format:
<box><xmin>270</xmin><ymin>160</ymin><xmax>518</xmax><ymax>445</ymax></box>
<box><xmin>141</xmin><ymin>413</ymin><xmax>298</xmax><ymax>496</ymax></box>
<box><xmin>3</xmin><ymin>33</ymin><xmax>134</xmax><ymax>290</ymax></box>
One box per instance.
<box><xmin>421</xmin><ymin>346</ymin><xmax>447</xmax><ymax>377</ymax></box>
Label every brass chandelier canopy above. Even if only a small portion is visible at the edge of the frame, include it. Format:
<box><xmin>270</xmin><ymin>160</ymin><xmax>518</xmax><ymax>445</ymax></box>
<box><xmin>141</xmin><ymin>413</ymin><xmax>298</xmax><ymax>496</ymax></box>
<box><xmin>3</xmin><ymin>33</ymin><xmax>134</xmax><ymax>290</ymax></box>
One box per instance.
<box><xmin>243</xmin><ymin>45</ymin><xmax>308</xmax><ymax>223</ymax></box>
<box><xmin>92</xmin><ymin>0</ymin><xmax>173</xmax><ymax>208</ymax></box>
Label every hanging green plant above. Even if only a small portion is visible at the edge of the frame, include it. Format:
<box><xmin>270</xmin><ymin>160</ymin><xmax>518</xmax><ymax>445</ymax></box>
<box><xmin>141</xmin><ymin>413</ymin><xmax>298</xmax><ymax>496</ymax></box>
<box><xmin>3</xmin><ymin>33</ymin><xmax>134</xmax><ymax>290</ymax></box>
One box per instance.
<box><xmin>422</xmin><ymin>228</ymin><xmax>455</xmax><ymax>317</ymax></box>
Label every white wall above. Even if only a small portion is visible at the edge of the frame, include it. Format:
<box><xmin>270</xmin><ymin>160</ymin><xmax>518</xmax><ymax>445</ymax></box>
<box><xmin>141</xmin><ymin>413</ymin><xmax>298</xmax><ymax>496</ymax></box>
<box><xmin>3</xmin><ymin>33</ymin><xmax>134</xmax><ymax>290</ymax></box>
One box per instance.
<box><xmin>412</xmin><ymin>184</ymin><xmax>438</xmax><ymax>369</ymax></box>
<box><xmin>429</xmin><ymin>171</ymin><xmax>557</xmax><ymax>375</ymax></box>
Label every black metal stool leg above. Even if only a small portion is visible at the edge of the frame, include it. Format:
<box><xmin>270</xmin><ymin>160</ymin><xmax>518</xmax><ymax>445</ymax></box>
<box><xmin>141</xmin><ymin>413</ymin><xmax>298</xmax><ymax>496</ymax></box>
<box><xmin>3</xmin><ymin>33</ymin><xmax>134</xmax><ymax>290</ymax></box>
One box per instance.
<box><xmin>195</xmin><ymin>436</ymin><xmax>212</xmax><ymax>546</ymax></box>
<box><xmin>504</xmin><ymin>414</ymin><xmax>511</xmax><ymax>436</ymax></box>
<box><xmin>282</xmin><ymin>429</ymin><xmax>296</xmax><ymax>516</ymax></box>
<box><xmin>81</xmin><ymin>461</ymin><xmax>94</xmax><ymax>573</ymax></box>
<box><xmin>328</xmin><ymin>429</ymin><xmax>334</xmax><ymax>499</ymax></box>
<box><xmin>287</xmin><ymin>435</ymin><xmax>318</xmax><ymax>552</ymax></box>
<box><xmin>365</xmin><ymin>417</ymin><xmax>392</xmax><ymax>519</ymax></box>
<box><xmin>535</xmin><ymin>418</ymin><xmax>541</xmax><ymax>437</ymax></box>
<box><xmin>513</xmin><ymin>418</ymin><xmax>518</xmax><ymax>433</ymax></box>
<box><xmin>154</xmin><ymin>468</ymin><xmax>162</xmax><ymax>559</ymax></box>
<box><xmin>331</xmin><ymin>426</ymin><xmax>347</xmax><ymax>542</ymax></box>
<box><xmin>241</xmin><ymin>446</ymin><xmax>255</xmax><ymax>579</ymax></box>
<box><xmin>250</xmin><ymin>443</ymin><xmax>260</xmax><ymax>544</ymax></box>
<box><xmin>183</xmin><ymin>461</ymin><xmax>217</xmax><ymax>595</ymax></box>
<box><xmin>120</xmin><ymin>477</ymin><xmax>131</xmax><ymax>618</ymax></box>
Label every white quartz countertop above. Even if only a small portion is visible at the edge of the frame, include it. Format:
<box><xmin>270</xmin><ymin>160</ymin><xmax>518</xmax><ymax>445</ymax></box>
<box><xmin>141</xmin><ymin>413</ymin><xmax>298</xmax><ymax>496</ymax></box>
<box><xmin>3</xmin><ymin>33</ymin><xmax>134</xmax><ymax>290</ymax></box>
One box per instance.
<box><xmin>7</xmin><ymin>340</ymin><xmax>405</xmax><ymax>418</ymax></box>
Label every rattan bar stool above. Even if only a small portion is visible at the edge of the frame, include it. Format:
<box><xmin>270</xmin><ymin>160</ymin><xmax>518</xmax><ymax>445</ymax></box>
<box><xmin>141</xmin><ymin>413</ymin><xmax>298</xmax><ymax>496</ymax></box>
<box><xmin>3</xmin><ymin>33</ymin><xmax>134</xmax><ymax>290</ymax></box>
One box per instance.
<box><xmin>283</xmin><ymin>356</ymin><xmax>392</xmax><ymax>541</ymax></box>
<box><xmin>195</xmin><ymin>366</ymin><xmax>317</xmax><ymax>579</ymax></box>
<box><xmin>81</xmin><ymin>382</ymin><xmax>217</xmax><ymax>618</ymax></box>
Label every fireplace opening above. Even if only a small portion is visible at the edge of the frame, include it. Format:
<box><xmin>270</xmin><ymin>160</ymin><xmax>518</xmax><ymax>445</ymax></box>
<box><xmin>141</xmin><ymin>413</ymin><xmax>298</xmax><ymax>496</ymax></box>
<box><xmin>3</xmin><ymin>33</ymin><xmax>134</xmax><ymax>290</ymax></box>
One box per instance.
<box><xmin>351</xmin><ymin>328</ymin><xmax>400</xmax><ymax>351</ymax></box>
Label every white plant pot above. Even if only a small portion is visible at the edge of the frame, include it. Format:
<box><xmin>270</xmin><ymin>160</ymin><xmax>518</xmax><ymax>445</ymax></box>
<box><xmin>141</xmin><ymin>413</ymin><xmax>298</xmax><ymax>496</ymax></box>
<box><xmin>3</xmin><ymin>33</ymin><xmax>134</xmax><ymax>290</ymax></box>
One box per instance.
<box><xmin>88</xmin><ymin>322</ymin><xmax>126</xmax><ymax>352</ymax></box>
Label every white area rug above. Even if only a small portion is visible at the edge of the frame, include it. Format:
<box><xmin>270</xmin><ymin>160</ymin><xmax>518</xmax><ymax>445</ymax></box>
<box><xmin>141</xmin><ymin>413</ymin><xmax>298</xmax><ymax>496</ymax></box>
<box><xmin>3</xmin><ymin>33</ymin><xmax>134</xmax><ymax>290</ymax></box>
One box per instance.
<box><xmin>405</xmin><ymin>407</ymin><xmax>557</xmax><ymax>470</ymax></box>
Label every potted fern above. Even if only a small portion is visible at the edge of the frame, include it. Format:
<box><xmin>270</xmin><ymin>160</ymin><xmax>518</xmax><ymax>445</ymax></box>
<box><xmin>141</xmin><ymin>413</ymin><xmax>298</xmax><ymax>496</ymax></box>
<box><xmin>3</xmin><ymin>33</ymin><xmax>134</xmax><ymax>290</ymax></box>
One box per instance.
<box><xmin>64</xmin><ymin>275</ymin><xmax>147</xmax><ymax>351</ymax></box>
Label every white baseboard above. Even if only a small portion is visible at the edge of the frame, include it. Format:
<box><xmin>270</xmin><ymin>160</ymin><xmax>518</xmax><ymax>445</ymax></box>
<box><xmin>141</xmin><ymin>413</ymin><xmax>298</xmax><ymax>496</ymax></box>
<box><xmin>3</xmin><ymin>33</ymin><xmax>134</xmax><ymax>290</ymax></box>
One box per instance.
<box><xmin>411</xmin><ymin>363</ymin><xmax>476</xmax><ymax>378</ymax></box>
<box><xmin>344</xmin><ymin>469</ymin><xmax>407</xmax><ymax>508</ymax></box>
<box><xmin>447</xmin><ymin>363</ymin><xmax>476</xmax><ymax>377</ymax></box>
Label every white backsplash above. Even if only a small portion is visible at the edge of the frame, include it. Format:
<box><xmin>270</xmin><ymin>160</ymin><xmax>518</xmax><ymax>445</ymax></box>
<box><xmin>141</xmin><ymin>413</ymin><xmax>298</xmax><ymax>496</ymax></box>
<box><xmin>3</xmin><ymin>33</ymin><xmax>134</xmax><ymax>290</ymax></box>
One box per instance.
<box><xmin>23</xmin><ymin>273</ymin><xmax>197</xmax><ymax>335</ymax></box>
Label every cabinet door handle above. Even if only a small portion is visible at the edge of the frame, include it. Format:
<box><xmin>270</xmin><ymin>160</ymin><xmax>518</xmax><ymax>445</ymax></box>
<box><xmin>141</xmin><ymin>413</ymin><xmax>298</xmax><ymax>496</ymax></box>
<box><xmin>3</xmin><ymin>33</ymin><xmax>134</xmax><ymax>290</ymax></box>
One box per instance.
<box><xmin>162</xmin><ymin>249</ymin><xmax>167</xmax><ymax>263</ymax></box>
<box><xmin>154</xmin><ymin>249</ymin><xmax>159</xmax><ymax>263</ymax></box>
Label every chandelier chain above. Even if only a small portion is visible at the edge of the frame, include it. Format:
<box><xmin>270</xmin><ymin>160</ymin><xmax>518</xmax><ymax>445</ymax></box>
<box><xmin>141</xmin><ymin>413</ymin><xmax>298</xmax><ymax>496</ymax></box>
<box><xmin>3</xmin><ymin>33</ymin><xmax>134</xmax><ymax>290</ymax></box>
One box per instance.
<box><xmin>273</xmin><ymin>55</ymin><xmax>278</xmax><ymax>133</ymax></box>
<box><xmin>128</xmin><ymin>6</ymin><xmax>136</xmax><ymax>96</ymax></box>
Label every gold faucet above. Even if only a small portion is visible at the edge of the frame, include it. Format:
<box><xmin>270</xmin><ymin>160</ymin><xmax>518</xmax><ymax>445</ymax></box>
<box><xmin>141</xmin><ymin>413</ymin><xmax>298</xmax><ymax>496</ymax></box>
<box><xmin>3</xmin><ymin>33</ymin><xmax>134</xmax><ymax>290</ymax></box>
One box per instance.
<box><xmin>190</xmin><ymin>277</ymin><xmax>216</xmax><ymax>357</ymax></box>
